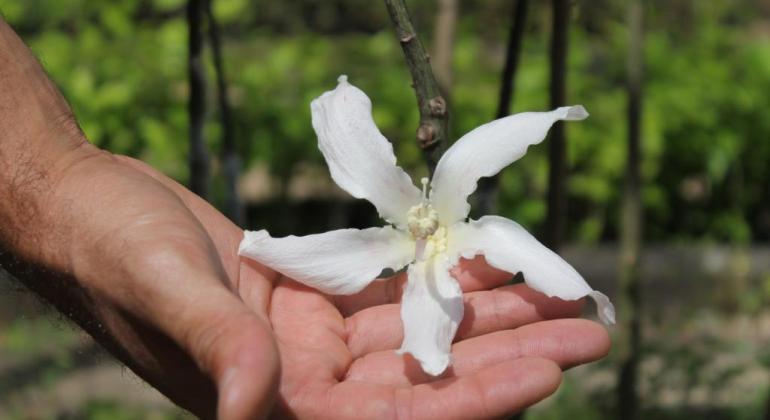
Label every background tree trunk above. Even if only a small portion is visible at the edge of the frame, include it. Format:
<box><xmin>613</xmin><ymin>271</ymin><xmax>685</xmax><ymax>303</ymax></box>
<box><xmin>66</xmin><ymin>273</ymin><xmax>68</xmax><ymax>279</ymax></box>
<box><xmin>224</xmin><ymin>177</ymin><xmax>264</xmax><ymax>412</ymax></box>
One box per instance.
<box><xmin>205</xmin><ymin>0</ymin><xmax>242</xmax><ymax>225</ymax></box>
<box><xmin>475</xmin><ymin>0</ymin><xmax>529</xmax><ymax>216</ymax></box>
<box><xmin>187</xmin><ymin>0</ymin><xmax>209</xmax><ymax>199</ymax></box>
<box><xmin>618</xmin><ymin>0</ymin><xmax>644</xmax><ymax>418</ymax></box>
<box><xmin>432</xmin><ymin>0</ymin><xmax>458</xmax><ymax>97</ymax></box>
<box><xmin>764</xmin><ymin>385</ymin><xmax>770</xmax><ymax>420</ymax></box>
<box><xmin>544</xmin><ymin>0</ymin><xmax>570</xmax><ymax>251</ymax></box>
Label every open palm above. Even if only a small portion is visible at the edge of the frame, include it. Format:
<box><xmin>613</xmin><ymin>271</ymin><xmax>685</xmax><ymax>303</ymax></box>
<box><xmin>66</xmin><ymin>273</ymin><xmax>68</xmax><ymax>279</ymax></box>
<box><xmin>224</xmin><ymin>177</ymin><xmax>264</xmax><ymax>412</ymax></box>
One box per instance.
<box><xmin>121</xmin><ymin>156</ymin><xmax>609</xmax><ymax>419</ymax></box>
<box><xmin>268</xmin><ymin>261</ymin><xmax>609</xmax><ymax>419</ymax></box>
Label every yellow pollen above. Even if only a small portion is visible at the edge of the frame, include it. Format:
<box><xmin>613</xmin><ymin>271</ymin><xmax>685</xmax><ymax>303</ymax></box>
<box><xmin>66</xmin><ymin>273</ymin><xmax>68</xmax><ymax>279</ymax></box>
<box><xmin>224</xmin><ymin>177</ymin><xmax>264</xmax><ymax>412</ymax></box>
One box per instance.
<box><xmin>421</xmin><ymin>226</ymin><xmax>448</xmax><ymax>260</ymax></box>
<box><xmin>407</xmin><ymin>203</ymin><xmax>438</xmax><ymax>239</ymax></box>
<box><xmin>408</xmin><ymin>177</ymin><xmax>445</xmax><ymax>260</ymax></box>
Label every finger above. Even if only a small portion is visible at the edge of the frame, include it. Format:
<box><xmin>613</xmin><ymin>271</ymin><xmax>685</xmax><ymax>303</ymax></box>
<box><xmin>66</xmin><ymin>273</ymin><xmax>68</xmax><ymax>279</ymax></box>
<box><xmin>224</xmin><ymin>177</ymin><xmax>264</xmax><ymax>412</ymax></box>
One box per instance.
<box><xmin>333</xmin><ymin>271</ymin><xmax>406</xmax><ymax>315</ymax></box>
<box><xmin>114</xmin><ymin>245</ymin><xmax>280</xmax><ymax>419</ymax></box>
<box><xmin>345</xmin><ymin>283</ymin><xmax>584</xmax><ymax>358</ymax></box>
<box><xmin>168</xmin><ymin>286</ymin><xmax>280</xmax><ymax>420</ymax></box>
<box><xmin>269</xmin><ymin>278</ymin><xmax>353</xmax><ymax>384</ymax></box>
<box><xmin>212</xmin><ymin>313</ymin><xmax>280</xmax><ymax>420</ymax></box>
<box><xmin>111</xmin><ymin>262</ymin><xmax>280</xmax><ymax>419</ymax></box>
<box><xmin>406</xmin><ymin>357</ymin><xmax>561</xmax><ymax>420</ymax></box>
<box><xmin>308</xmin><ymin>357</ymin><xmax>561</xmax><ymax>420</ymax></box>
<box><xmin>451</xmin><ymin>254</ymin><xmax>516</xmax><ymax>292</ymax></box>
<box><xmin>334</xmin><ymin>255</ymin><xmax>513</xmax><ymax>316</ymax></box>
<box><xmin>344</xmin><ymin>318</ymin><xmax>609</xmax><ymax>387</ymax></box>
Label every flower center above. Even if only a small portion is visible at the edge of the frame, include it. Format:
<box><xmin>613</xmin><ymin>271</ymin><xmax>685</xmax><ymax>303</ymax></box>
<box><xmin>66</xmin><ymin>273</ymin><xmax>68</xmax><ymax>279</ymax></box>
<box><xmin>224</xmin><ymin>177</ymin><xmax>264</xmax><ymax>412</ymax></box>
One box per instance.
<box><xmin>407</xmin><ymin>178</ymin><xmax>449</xmax><ymax>261</ymax></box>
<box><xmin>407</xmin><ymin>203</ymin><xmax>439</xmax><ymax>239</ymax></box>
<box><xmin>407</xmin><ymin>177</ymin><xmax>439</xmax><ymax>239</ymax></box>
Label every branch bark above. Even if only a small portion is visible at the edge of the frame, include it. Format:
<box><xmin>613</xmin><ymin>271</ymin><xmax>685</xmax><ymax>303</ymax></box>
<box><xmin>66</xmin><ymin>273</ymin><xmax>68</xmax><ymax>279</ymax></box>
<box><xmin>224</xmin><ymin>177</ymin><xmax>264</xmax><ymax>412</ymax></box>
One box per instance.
<box><xmin>544</xmin><ymin>0</ymin><xmax>570</xmax><ymax>251</ymax></box>
<box><xmin>187</xmin><ymin>0</ymin><xmax>209</xmax><ymax>199</ymax></box>
<box><xmin>475</xmin><ymin>0</ymin><xmax>529</xmax><ymax>216</ymax></box>
<box><xmin>618</xmin><ymin>0</ymin><xmax>644</xmax><ymax>418</ymax></box>
<box><xmin>205</xmin><ymin>0</ymin><xmax>243</xmax><ymax>225</ymax></box>
<box><xmin>384</xmin><ymin>0</ymin><xmax>448</xmax><ymax>175</ymax></box>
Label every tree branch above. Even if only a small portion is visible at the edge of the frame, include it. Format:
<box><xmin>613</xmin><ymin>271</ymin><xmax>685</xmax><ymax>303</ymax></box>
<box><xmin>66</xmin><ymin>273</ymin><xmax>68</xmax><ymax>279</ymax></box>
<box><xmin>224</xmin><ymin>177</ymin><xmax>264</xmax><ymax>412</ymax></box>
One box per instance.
<box><xmin>205</xmin><ymin>0</ymin><xmax>243</xmax><ymax>225</ymax></box>
<box><xmin>384</xmin><ymin>0</ymin><xmax>448</xmax><ymax>175</ymax></box>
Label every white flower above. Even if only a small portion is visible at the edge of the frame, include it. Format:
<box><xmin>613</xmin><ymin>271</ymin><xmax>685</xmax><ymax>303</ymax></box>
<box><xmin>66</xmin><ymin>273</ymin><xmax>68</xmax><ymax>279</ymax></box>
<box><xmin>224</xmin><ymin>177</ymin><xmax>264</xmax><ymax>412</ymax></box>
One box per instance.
<box><xmin>239</xmin><ymin>75</ymin><xmax>615</xmax><ymax>376</ymax></box>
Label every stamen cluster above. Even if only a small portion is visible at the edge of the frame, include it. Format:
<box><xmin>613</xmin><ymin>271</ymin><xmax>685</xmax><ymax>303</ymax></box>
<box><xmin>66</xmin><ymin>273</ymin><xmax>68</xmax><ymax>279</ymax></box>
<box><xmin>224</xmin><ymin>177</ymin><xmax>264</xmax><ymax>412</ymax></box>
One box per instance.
<box><xmin>407</xmin><ymin>203</ymin><xmax>439</xmax><ymax>239</ymax></box>
<box><xmin>406</xmin><ymin>177</ymin><xmax>439</xmax><ymax>240</ymax></box>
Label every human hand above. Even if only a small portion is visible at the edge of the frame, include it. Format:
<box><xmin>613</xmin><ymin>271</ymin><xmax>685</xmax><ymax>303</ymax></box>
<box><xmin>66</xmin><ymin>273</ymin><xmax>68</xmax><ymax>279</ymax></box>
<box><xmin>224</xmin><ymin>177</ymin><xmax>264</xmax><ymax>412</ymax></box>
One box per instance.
<box><xmin>119</xmin><ymin>155</ymin><xmax>611</xmax><ymax>420</ymax></box>
<box><xmin>80</xmin><ymin>154</ymin><xmax>609</xmax><ymax>419</ymax></box>
<box><xmin>266</xmin><ymin>257</ymin><xmax>610</xmax><ymax>419</ymax></box>
<box><xmin>0</xmin><ymin>16</ymin><xmax>280</xmax><ymax>419</ymax></box>
<box><xmin>15</xmin><ymin>149</ymin><xmax>276</xmax><ymax>419</ymax></box>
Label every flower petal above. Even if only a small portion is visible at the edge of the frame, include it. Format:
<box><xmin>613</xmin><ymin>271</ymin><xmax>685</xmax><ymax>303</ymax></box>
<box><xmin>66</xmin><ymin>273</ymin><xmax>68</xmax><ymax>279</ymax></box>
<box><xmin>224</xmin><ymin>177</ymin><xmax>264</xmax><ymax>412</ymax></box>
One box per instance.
<box><xmin>239</xmin><ymin>227</ymin><xmax>414</xmax><ymax>295</ymax></box>
<box><xmin>430</xmin><ymin>106</ymin><xmax>588</xmax><ymax>225</ymax></box>
<box><xmin>398</xmin><ymin>256</ymin><xmax>464</xmax><ymax>376</ymax></box>
<box><xmin>448</xmin><ymin>216</ymin><xmax>615</xmax><ymax>325</ymax></box>
<box><xmin>311</xmin><ymin>76</ymin><xmax>422</xmax><ymax>227</ymax></box>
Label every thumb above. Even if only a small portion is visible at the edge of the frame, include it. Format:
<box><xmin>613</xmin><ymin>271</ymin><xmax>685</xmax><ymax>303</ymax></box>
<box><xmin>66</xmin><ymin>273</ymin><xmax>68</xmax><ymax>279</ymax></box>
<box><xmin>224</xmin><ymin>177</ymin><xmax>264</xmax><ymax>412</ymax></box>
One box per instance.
<box><xmin>168</xmin><ymin>287</ymin><xmax>280</xmax><ymax>420</ymax></box>
<box><xmin>116</xmin><ymin>249</ymin><xmax>280</xmax><ymax>419</ymax></box>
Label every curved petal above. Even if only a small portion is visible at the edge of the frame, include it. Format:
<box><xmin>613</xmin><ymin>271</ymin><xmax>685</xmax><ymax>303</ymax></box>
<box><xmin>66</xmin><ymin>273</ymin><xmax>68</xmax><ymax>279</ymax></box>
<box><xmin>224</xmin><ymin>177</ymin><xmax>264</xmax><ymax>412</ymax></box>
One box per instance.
<box><xmin>447</xmin><ymin>216</ymin><xmax>615</xmax><ymax>325</ymax></box>
<box><xmin>397</xmin><ymin>256</ymin><xmax>464</xmax><ymax>376</ymax></box>
<box><xmin>430</xmin><ymin>106</ymin><xmax>588</xmax><ymax>225</ymax></box>
<box><xmin>238</xmin><ymin>227</ymin><xmax>414</xmax><ymax>295</ymax></box>
<box><xmin>311</xmin><ymin>76</ymin><xmax>422</xmax><ymax>227</ymax></box>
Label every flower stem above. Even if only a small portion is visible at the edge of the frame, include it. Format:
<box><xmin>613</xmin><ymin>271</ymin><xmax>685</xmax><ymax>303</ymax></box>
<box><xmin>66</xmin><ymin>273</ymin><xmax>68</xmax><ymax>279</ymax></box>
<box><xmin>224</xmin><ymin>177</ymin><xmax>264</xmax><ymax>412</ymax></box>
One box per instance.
<box><xmin>384</xmin><ymin>0</ymin><xmax>449</xmax><ymax>176</ymax></box>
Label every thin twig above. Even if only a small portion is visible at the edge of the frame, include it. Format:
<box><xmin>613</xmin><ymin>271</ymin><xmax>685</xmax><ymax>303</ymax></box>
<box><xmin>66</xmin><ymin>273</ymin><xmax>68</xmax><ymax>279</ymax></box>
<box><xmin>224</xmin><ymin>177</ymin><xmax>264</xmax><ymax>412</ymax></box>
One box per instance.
<box><xmin>384</xmin><ymin>0</ymin><xmax>448</xmax><ymax>175</ymax></box>
<box><xmin>205</xmin><ymin>0</ymin><xmax>243</xmax><ymax>225</ymax></box>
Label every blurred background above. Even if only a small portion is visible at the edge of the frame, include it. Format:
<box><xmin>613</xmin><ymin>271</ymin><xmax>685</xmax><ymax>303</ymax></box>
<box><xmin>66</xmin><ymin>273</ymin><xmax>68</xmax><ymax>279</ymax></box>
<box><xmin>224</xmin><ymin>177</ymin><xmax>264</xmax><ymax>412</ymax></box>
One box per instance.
<box><xmin>2</xmin><ymin>0</ymin><xmax>770</xmax><ymax>418</ymax></box>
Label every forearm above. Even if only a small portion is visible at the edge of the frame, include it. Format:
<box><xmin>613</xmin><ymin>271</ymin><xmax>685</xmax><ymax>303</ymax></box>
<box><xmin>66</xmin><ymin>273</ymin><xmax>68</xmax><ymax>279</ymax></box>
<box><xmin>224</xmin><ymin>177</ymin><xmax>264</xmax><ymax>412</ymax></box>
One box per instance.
<box><xmin>0</xmin><ymin>16</ymin><xmax>139</xmax><ymax>396</ymax></box>
<box><xmin>0</xmin><ymin>16</ymin><xmax>99</xmax><ymax>269</ymax></box>
<box><xmin>0</xmin><ymin>16</ymin><xmax>135</xmax><ymax>387</ymax></box>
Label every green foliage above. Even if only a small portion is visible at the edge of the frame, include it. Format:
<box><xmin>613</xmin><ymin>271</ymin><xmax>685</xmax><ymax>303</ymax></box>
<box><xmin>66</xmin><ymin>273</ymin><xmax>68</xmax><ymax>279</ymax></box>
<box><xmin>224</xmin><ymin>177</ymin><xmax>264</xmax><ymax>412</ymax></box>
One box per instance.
<box><xmin>1</xmin><ymin>0</ymin><xmax>769</xmax><ymax>243</ymax></box>
<box><xmin>3</xmin><ymin>316</ymin><xmax>77</xmax><ymax>357</ymax></box>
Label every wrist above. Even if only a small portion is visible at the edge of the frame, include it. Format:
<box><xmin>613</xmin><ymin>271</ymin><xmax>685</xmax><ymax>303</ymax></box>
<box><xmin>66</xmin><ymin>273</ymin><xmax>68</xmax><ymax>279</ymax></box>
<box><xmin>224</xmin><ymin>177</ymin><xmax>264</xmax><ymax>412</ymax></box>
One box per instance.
<box><xmin>0</xmin><ymin>129</ymin><xmax>101</xmax><ymax>271</ymax></box>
